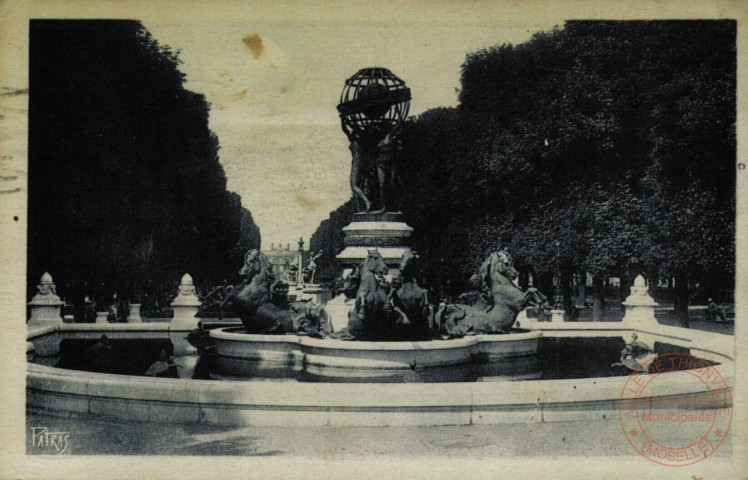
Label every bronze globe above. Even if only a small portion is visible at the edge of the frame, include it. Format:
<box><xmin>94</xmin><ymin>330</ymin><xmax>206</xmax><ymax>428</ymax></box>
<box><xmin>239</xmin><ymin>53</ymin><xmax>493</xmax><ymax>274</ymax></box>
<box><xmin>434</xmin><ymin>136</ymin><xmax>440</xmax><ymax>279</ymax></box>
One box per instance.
<box><xmin>337</xmin><ymin>67</ymin><xmax>411</xmax><ymax>143</ymax></box>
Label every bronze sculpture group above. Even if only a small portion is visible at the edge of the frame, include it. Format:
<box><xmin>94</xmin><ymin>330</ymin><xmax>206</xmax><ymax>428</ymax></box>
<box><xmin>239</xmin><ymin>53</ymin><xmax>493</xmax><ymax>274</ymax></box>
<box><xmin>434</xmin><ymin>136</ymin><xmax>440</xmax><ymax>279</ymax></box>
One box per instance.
<box><xmin>201</xmin><ymin>250</ymin><xmax>329</xmax><ymax>337</ymax></box>
<box><xmin>338</xmin><ymin>68</ymin><xmax>410</xmax><ymax>213</ymax></box>
<box><xmin>204</xmin><ymin>248</ymin><xmax>550</xmax><ymax>341</ymax></box>
<box><xmin>435</xmin><ymin>251</ymin><xmax>552</xmax><ymax>335</ymax></box>
<box><xmin>200</xmin><ymin>68</ymin><xmax>552</xmax><ymax>341</ymax></box>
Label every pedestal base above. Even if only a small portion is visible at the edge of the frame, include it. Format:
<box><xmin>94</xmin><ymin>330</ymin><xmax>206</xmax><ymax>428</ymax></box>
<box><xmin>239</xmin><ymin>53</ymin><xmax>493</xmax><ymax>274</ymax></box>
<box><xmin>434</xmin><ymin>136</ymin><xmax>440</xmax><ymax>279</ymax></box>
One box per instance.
<box><xmin>621</xmin><ymin>304</ymin><xmax>658</xmax><ymax>327</ymax></box>
<box><xmin>28</xmin><ymin>304</ymin><xmax>63</xmax><ymax>326</ymax></box>
<box><xmin>171</xmin><ymin>306</ymin><xmax>200</xmax><ymax>331</ymax></box>
<box><xmin>336</xmin><ymin>214</ymin><xmax>414</xmax><ymax>270</ymax></box>
<box><xmin>128</xmin><ymin>304</ymin><xmax>143</xmax><ymax>323</ymax></box>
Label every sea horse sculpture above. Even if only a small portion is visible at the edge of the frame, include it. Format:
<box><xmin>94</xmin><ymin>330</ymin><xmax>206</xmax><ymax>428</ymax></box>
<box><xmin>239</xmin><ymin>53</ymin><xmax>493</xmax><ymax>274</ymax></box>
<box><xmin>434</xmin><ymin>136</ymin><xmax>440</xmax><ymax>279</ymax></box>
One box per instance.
<box><xmin>332</xmin><ymin>249</ymin><xmax>409</xmax><ymax>340</ymax></box>
<box><xmin>201</xmin><ymin>249</ymin><xmax>329</xmax><ymax>336</ymax></box>
<box><xmin>436</xmin><ymin>251</ymin><xmax>552</xmax><ymax>335</ymax></box>
<box><xmin>390</xmin><ymin>251</ymin><xmax>432</xmax><ymax>340</ymax></box>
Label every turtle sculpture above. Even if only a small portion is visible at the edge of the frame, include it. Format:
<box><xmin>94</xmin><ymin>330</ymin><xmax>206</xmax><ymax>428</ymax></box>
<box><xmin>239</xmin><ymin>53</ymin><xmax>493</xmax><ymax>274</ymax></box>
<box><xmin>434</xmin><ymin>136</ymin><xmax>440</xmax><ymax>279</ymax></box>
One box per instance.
<box><xmin>611</xmin><ymin>333</ymin><xmax>657</xmax><ymax>371</ymax></box>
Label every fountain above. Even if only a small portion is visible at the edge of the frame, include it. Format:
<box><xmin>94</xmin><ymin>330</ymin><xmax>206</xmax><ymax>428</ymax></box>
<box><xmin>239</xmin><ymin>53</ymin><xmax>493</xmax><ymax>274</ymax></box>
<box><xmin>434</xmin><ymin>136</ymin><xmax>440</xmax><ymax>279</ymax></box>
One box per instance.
<box><xmin>24</xmin><ymin>67</ymin><xmax>733</xmax><ymax>429</ymax></box>
<box><xmin>202</xmin><ymin>68</ymin><xmax>551</xmax><ymax>380</ymax></box>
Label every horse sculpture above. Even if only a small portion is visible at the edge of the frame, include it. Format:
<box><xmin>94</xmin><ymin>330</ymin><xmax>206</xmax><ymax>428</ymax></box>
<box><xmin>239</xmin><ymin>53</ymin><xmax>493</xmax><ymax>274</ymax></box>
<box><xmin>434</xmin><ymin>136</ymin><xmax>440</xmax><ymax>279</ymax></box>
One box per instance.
<box><xmin>390</xmin><ymin>251</ymin><xmax>432</xmax><ymax>340</ymax></box>
<box><xmin>437</xmin><ymin>251</ymin><xmax>551</xmax><ymax>335</ymax></box>
<box><xmin>332</xmin><ymin>249</ymin><xmax>404</xmax><ymax>340</ymax></box>
<box><xmin>201</xmin><ymin>249</ymin><xmax>329</xmax><ymax>336</ymax></box>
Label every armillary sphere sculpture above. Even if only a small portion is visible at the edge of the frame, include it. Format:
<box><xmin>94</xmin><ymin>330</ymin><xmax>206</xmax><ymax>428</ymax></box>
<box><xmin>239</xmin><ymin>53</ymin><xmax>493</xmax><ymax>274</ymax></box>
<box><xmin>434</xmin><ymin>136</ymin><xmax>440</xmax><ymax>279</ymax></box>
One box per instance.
<box><xmin>337</xmin><ymin>68</ymin><xmax>411</xmax><ymax>213</ymax></box>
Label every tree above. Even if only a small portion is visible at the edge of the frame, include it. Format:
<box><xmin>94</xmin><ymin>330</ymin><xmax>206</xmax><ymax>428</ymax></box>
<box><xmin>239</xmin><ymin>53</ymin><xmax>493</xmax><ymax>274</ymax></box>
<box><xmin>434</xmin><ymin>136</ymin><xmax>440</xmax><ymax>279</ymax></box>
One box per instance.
<box><xmin>28</xmin><ymin>20</ymin><xmax>261</xmax><ymax>310</ymax></box>
<box><xmin>310</xmin><ymin>20</ymin><xmax>735</xmax><ymax>321</ymax></box>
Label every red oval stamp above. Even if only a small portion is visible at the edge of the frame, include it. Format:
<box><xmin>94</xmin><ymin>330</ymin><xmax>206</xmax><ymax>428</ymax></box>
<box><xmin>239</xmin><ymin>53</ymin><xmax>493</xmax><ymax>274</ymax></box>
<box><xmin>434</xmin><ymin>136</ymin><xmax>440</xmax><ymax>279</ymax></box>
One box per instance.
<box><xmin>618</xmin><ymin>352</ymin><xmax>732</xmax><ymax>467</ymax></box>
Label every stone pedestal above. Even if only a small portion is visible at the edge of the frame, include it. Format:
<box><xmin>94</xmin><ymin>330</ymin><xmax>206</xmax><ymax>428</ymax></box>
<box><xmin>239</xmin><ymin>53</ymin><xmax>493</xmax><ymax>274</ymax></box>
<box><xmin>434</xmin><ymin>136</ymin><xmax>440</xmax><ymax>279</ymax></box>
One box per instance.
<box><xmin>170</xmin><ymin>273</ymin><xmax>202</xmax><ymax>356</ymax></box>
<box><xmin>336</xmin><ymin>212</ymin><xmax>414</xmax><ymax>275</ymax></box>
<box><xmin>621</xmin><ymin>275</ymin><xmax>658</xmax><ymax>327</ymax></box>
<box><xmin>95</xmin><ymin>312</ymin><xmax>109</xmax><ymax>324</ymax></box>
<box><xmin>127</xmin><ymin>303</ymin><xmax>143</xmax><ymax>323</ymax></box>
<box><xmin>171</xmin><ymin>273</ymin><xmax>202</xmax><ymax>331</ymax></box>
<box><xmin>27</xmin><ymin>272</ymin><xmax>63</xmax><ymax>326</ymax></box>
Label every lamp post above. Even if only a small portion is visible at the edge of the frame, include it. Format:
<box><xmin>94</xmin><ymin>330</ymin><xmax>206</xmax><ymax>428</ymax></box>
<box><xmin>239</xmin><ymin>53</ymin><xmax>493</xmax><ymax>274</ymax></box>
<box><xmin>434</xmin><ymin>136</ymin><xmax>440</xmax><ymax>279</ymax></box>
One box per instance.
<box><xmin>297</xmin><ymin>237</ymin><xmax>305</xmax><ymax>288</ymax></box>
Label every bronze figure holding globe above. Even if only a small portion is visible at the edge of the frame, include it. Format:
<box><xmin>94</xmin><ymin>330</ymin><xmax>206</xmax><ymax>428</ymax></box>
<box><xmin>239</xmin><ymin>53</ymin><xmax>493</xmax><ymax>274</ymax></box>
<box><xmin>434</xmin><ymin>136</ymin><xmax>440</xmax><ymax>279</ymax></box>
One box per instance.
<box><xmin>337</xmin><ymin>68</ymin><xmax>411</xmax><ymax>213</ymax></box>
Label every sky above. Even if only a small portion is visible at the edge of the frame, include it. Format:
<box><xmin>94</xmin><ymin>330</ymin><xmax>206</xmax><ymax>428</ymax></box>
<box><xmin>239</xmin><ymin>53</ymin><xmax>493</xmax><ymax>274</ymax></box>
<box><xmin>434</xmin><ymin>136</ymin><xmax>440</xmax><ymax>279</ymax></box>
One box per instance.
<box><xmin>6</xmin><ymin>0</ymin><xmax>740</xmax><ymax>249</ymax></box>
<box><xmin>140</xmin><ymin>11</ymin><xmax>562</xmax><ymax>246</ymax></box>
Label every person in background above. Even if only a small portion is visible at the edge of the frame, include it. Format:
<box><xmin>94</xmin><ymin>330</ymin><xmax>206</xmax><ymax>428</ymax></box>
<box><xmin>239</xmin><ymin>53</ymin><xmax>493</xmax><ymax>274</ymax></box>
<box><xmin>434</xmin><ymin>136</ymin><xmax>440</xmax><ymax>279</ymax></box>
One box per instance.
<box><xmin>707</xmin><ymin>298</ymin><xmax>726</xmax><ymax>322</ymax></box>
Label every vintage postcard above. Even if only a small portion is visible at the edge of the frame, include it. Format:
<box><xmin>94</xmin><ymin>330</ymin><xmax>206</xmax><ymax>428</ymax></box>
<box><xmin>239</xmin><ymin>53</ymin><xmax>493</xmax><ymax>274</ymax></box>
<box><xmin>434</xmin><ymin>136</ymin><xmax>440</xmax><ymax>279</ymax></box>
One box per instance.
<box><xmin>1</xmin><ymin>0</ymin><xmax>746</xmax><ymax>478</ymax></box>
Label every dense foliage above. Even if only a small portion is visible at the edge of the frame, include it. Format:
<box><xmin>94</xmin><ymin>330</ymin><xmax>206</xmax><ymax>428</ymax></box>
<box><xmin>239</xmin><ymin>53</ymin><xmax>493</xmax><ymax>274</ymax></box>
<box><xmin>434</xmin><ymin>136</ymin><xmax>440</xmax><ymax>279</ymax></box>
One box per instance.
<box><xmin>312</xmin><ymin>21</ymin><xmax>736</xmax><ymax>321</ymax></box>
<box><xmin>28</xmin><ymin>20</ymin><xmax>261</xmax><ymax>310</ymax></box>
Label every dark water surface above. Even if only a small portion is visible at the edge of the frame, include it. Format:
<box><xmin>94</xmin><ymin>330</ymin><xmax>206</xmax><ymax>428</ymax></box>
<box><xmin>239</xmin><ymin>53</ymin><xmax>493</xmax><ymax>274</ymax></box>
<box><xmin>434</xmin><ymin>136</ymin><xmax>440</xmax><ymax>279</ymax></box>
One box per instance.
<box><xmin>32</xmin><ymin>336</ymin><xmax>697</xmax><ymax>383</ymax></box>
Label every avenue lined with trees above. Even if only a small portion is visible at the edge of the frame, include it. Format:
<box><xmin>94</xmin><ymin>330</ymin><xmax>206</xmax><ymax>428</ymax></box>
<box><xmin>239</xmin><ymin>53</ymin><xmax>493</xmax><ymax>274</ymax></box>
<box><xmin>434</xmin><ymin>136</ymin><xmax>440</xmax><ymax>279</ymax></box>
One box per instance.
<box><xmin>28</xmin><ymin>20</ymin><xmax>261</xmax><ymax>315</ymax></box>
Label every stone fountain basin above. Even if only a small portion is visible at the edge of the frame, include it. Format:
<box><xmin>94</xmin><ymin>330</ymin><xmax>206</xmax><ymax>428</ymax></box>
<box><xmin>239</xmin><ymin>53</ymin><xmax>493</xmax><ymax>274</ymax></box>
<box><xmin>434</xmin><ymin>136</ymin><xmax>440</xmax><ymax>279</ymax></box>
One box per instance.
<box><xmin>26</xmin><ymin>322</ymin><xmax>734</xmax><ymax>426</ymax></box>
<box><xmin>209</xmin><ymin>327</ymin><xmax>542</xmax><ymax>380</ymax></box>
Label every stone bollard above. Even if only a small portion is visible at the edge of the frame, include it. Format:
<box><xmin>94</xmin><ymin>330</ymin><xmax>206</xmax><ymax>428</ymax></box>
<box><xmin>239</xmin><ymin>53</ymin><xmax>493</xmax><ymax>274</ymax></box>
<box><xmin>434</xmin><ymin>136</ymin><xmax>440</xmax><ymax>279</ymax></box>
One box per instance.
<box><xmin>27</xmin><ymin>272</ymin><xmax>64</xmax><ymax>326</ymax></box>
<box><xmin>170</xmin><ymin>273</ymin><xmax>202</xmax><ymax>356</ymax></box>
<box><xmin>128</xmin><ymin>303</ymin><xmax>143</xmax><ymax>323</ymax></box>
<box><xmin>95</xmin><ymin>311</ymin><xmax>109</xmax><ymax>324</ymax></box>
<box><xmin>621</xmin><ymin>274</ymin><xmax>658</xmax><ymax>327</ymax></box>
<box><xmin>171</xmin><ymin>273</ymin><xmax>202</xmax><ymax>331</ymax></box>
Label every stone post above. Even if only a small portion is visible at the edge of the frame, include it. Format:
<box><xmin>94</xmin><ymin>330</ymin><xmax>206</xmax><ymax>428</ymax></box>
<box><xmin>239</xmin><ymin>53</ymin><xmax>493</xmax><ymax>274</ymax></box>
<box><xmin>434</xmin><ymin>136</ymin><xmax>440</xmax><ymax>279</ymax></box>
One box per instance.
<box><xmin>621</xmin><ymin>274</ymin><xmax>658</xmax><ymax>327</ymax></box>
<box><xmin>170</xmin><ymin>273</ymin><xmax>202</xmax><ymax>357</ymax></box>
<box><xmin>171</xmin><ymin>273</ymin><xmax>202</xmax><ymax>331</ymax></box>
<box><xmin>95</xmin><ymin>312</ymin><xmax>109</xmax><ymax>324</ymax></box>
<box><xmin>27</xmin><ymin>272</ymin><xmax>63</xmax><ymax>326</ymax></box>
<box><xmin>127</xmin><ymin>303</ymin><xmax>143</xmax><ymax>323</ymax></box>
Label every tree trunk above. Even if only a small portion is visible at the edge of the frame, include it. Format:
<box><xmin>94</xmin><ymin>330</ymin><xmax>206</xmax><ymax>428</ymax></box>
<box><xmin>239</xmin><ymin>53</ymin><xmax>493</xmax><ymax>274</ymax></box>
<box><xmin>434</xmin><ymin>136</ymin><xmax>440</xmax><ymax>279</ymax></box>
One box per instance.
<box><xmin>619</xmin><ymin>271</ymin><xmax>629</xmax><ymax>312</ymax></box>
<box><xmin>646</xmin><ymin>265</ymin><xmax>658</xmax><ymax>303</ymax></box>
<box><xmin>577</xmin><ymin>271</ymin><xmax>587</xmax><ymax>307</ymax></box>
<box><xmin>561</xmin><ymin>270</ymin><xmax>573</xmax><ymax>314</ymax></box>
<box><xmin>519</xmin><ymin>270</ymin><xmax>529</xmax><ymax>291</ymax></box>
<box><xmin>592</xmin><ymin>275</ymin><xmax>604</xmax><ymax>322</ymax></box>
<box><xmin>537</xmin><ymin>273</ymin><xmax>554</xmax><ymax>303</ymax></box>
<box><xmin>674</xmin><ymin>273</ymin><xmax>690</xmax><ymax>328</ymax></box>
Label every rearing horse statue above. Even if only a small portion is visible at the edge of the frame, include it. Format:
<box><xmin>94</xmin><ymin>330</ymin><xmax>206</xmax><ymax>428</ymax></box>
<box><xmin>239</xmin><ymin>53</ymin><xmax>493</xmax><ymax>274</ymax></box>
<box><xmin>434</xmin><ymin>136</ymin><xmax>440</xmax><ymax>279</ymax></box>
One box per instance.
<box><xmin>202</xmin><ymin>249</ymin><xmax>329</xmax><ymax>336</ymax></box>
<box><xmin>333</xmin><ymin>249</ymin><xmax>397</xmax><ymax>340</ymax></box>
<box><xmin>437</xmin><ymin>251</ymin><xmax>551</xmax><ymax>335</ymax></box>
<box><xmin>390</xmin><ymin>251</ymin><xmax>432</xmax><ymax>340</ymax></box>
